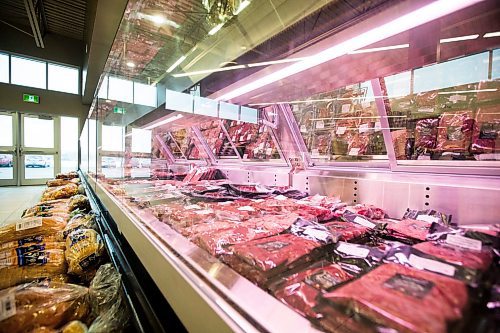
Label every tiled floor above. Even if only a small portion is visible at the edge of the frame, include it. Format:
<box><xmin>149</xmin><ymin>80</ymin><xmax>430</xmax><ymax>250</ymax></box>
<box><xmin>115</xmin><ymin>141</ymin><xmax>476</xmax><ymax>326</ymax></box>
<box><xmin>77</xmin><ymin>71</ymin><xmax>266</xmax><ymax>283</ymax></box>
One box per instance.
<box><xmin>0</xmin><ymin>186</ymin><xmax>45</xmax><ymax>226</ymax></box>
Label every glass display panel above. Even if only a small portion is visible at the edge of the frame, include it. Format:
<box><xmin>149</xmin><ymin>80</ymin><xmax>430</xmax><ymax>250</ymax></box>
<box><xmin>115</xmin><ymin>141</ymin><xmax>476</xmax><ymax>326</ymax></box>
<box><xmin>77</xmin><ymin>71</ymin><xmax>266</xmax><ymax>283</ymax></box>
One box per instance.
<box><xmin>134</xmin><ymin>82</ymin><xmax>157</xmax><ymax>107</ymax></box>
<box><xmin>11</xmin><ymin>56</ymin><xmax>46</xmax><ymax>89</ymax></box>
<box><xmin>80</xmin><ymin>120</ymin><xmax>89</xmax><ymax>173</ymax></box>
<box><xmin>131</xmin><ymin>128</ymin><xmax>152</xmax><ymax>153</ymax></box>
<box><xmin>102</xmin><ymin>125</ymin><xmax>125</xmax><ymax>152</ymax></box>
<box><xmin>155</xmin><ymin>128</ymin><xmax>201</xmax><ymax>160</ymax></box>
<box><xmin>48</xmin><ymin>64</ymin><xmax>79</xmax><ymax>94</ymax></box>
<box><xmin>98</xmin><ymin>76</ymin><xmax>108</xmax><ymax>99</ymax></box>
<box><xmin>240</xmin><ymin>106</ymin><xmax>258</xmax><ymax>124</ymax></box>
<box><xmin>219</xmin><ymin>102</ymin><xmax>239</xmax><ymax>121</ymax></box>
<box><xmin>108</xmin><ymin>76</ymin><xmax>133</xmax><ymax>103</ymax></box>
<box><xmin>60</xmin><ymin>117</ymin><xmax>79</xmax><ymax>173</ymax></box>
<box><xmin>165</xmin><ymin>89</ymin><xmax>193</xmax><ymax>113</ymax></box>
<box><xmin>0</xmin><ymin>53</ymin><xmax>8</xmax><ymax>84</ymax></box>
<box><xmin>198</xmin><ymin>120</ymin><xmax>237</xmax><ymax>158</ymax></box>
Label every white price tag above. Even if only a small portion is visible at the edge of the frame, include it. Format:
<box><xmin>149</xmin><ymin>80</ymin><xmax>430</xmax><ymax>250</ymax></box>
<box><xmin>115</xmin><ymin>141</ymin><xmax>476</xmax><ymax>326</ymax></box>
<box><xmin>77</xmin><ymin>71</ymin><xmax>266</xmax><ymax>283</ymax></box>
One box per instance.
<box><xmin>448</xmin><ymin>94</ymin><xmax>467</xmax><ymax>103</ymax></box>
<box><xmin>341</xmin><ymin>104</ymin><xmax>351</xmax><ymax>113</ymax></box>
<box><xmin>300</xmin><ymin>125</ymin><xmax>307</xmax><ymax>133</ymax></box>
<box><xmin>374</xmin><ymin>121</ymin><xmax>382</xmax><ymax>131</ymax></box>
<box><xmin>409</xmin><ymin>254</ymin><xmax>456</xmax><ymax>276</ymax></box>
<box><xmin>237</xmin><ymin>206</ymin><xmax>255</xmax><ymax>212</ymax></box>
<box><xmin>243</xmin><ymin>154</ymin><xmax>248</xmax><ymax>159</ymax></box>
<box><xmin>275</xmin><ymin>195</ymin><xmax>288</xmax><ymax>201</ymax></box>
<box><xmin>0</xmin><ymin>293</ymin><xmax>16</xmax><ymax>321</ymax></box>
<box><xmin>258</xmin><ymin>143</ymin><xmax>265</xmax><ymax>150</ymax></box>
<box><xmin>194</xmin><ymin>209</ymin><xmax>213</xmax><ymax>215</ymax></box>
<box><xmin>353</xmin><ymin>216</ymin><xmax>376</xmax><ymax>228</ymax></box>
<box><xmin>348</xmin><ymin>148</ymin><xmax>360</xmax><ymax>156</ymax></box>
<box><xmin>337</xmin><ymin>242</ymin><xmax>369</xmax><ymax>258</ymax></box>
<box><xmin>252</xmin><ymin>199</ymin><xmax>265</xmax><ymax>203</ymax></box>
<box><xmin>336</xmin><ymin>127</ymin><xmax>347</xmax><ymax>135</ymax></box>
<box><xmin>311</xmin><ymin>149</ymin><xmax>320</xmax><ymax>157</ymax></box>
<box><xmin>253</xmin><ymin>148</ymin><xmax>259</xmax><ymax>154</ymax></box>
<box><xmin>417</xmin><ymin>107</ymin><xmax>434</xmax><ymax>113</ymax></box>
<box><xmin>247</xmin><ymin>134</ymin><xmax>252</xmax><ymax>141</ymax></box>
<box><xmin>15</xmin><ymin>218</ymin><xmax>43</xmax><ymax>231</ymax></box>
<box><xmin>416</xmin><ymin>215</ymin><xmax>439</xmax><ymax>224</ymax></box>
<box><xmin>445</xmin><ymin>234</ymin><xmax>482</xmax><ymax>251</ymax></box>
<box><xmin>266</xmin><ymin>147</ymin><xmax>273</xmax><ymax>155</ymax></box>
<box><xmin>185</xmin><ymin>204</ymin><xmax>202</xmax><ymax>210</ymax></box>
<box><xmin>359</xmin><ymin>123</ymin><xmax>370</xmax><ymax>133</ymax></box>
<box><xmin>316</xmin><ymin>121</ymin><xmax>325</xmax><ymax>129</ymax></box>
<box><xmin>417</xmin><ymin>155</ymin><xmax>431</xmax><ymax>160</ymax></box>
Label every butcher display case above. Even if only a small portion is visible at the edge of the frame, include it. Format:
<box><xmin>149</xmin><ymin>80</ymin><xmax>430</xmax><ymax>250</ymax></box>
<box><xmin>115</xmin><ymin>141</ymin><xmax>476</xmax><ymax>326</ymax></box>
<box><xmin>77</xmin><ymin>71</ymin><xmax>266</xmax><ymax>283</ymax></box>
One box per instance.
<box><xmin>79</xmin><ymin>0</ymin><xmax>500</xmax><ymax>332</ymax></box>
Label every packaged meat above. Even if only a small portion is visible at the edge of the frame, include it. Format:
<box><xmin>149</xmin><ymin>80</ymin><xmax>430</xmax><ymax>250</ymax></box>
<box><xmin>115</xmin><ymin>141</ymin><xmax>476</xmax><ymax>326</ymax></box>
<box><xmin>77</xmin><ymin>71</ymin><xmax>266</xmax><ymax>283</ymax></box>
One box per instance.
<box><xmin>323</xmin><ymin>222</ymin><xmax>369</xmax><ymax>242</ymax></box>
<box><xmin>436</xmin><ymin>110</ymin><xmax>474</xmax><ymax>152</ymax></box>
<box><xmin>438</xmin><ymin>84</ymin><xmax>477</xmax><ymax>111</ymax></box>
<box><xmin>343</xmin><ymin>204</ymin><xmax>386</xmax><ymax>220</ymax></box>
<box><xmin>0</xmin><ymin>281</ymin><xmax>89</xmax><ymax>333</ymax></box>
<box><xmin>413</xmin><ymin>241</ymin><xmax>493</xmax><ymax>271</ymax></box>
<box><xmin>0</xmin><ymin>248</ymin><xmax>67</xmax><ymax>289</ymax></box>
<box><xmin>403</xmin><ymin>209</ymin><xmax>451</xmax><ymax>225</ymax></box>
<box><xmin>341</xmin><ymin>211</ymin><xmax>377</xmax><ymax>229</ymax></box>
<box><xmin>41</xmin><ymin>184</ymin><xmax>80</xmax><ymax>202</ymax></box>
<box><xmin>414</xmin><ymin>118</ymin><xmax>439</xmax><ymax>150</ymax></box>
<box><xmin>271</xmin><ymin>261</ymin><xmax>353</xmax><ymax>318</ymax></box>
<box><xmin>65</xmin><ymin>229</ymin><xmax>105</xmax><ymax>276</ymax></box>
<box><xmin>329</xmin><ymin>241</ymin><xmax>388</xmax><ymax>276</ymax></box>
<box><xmin>310</xmin><ymin>132</ymin><xmax>331</xmax><ymax>157</ymax></box>
<box><xmin>471</xmin><ymin>105</ymin><xmax>500</xmax><ymax>153</ymax></box>
<box><xmin>0</xmin><ymin>216</ymin><xmax>66</xmax><ymax>244</ymax></box>
<box><xmin>223</xmin><ymin>234</ymin><xmax>322</xmax><ymax>286</ymax></box>
<box><xmin>386</xmin><ymin>218</ymin><xmax>432</xmax><ymax>242</ymax></box>
<box><xmin>283</xmin><ymin>219</ymin><xmax>336</xmax><ymax>244</ymax></box>
<box><xmin>318</xmin><ymin>263</ymin><xmax>469</xmax><ymax>333</ymax></box>
<box><xmin>68</xmin><ymin>195</ymin><xmax>91</xmax><ymax>212</ymax></box>
<box><xmin>413</xmin><ymin>91</ymin><xmax>438</xmax><ymax>115</ymax></box>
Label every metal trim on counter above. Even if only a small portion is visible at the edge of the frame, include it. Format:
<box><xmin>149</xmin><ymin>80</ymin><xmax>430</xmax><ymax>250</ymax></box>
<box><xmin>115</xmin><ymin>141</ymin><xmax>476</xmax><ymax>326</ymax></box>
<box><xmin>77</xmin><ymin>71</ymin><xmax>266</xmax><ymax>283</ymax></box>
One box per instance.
<box><xmin>86</xmin><ymin>176</ymin><xmax>321</xmax><ymax>333</ymax></box>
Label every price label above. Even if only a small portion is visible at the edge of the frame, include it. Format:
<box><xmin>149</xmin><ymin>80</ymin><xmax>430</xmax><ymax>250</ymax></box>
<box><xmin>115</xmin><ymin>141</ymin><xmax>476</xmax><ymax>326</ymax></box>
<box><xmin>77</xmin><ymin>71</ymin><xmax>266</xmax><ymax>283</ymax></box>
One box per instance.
<box><xmin>316</xmin><ymin>121</ymin><xmax>325</xmax><ymax>129</ymax></box>
<box><xmin>194</xmin><ymin>209</ymin><xmax>213</xmax><ymax>215</ymax></box>
<box><xmin>0</xmin><ymin>293</ymin><xmax>16</xmax><ymax>321</ymax></box>
<box><xmin>16</xmin><ymin>218</ymin><xmax>43</xmax><ymax>231</ymax></box>
<box><xmin>417</xmin><ymin>107</ymin><xmax>434</xmax><ymax>113</ymax></box>
<box><xmin>185</xmin><ymin>204</ymin><xmax>202</xmax><ymax>210</ymax></box>
<box><xmin>341</xmin><ymin>104</ymin><xmax>351</xmax><ymax>113</ymax></box>
<box><xmin>275</xmin><ymin>195</ymin><xmax>288</xmax><ymax>201</ymax></box>
<box><xmin>266</xmin><ymin>147</ymin><xmax>273</xmax><ymax>155</ymax></box>
<box><xmin>448</xmin><ymin>94</ymin><xmax>467</xmax><ymax>103</ymax></box>
<box><xmin>337</xmin><ymin>242</ymin><xmax>369</xmax><ymax>258</ymax></box>
<box><xmin>300</xmin><ymin>125</ymin><xmax>307</xmax><ymax>133</ymax></box>
<box><xmin>348</xmin><ymin>148</ymin><xmax>360</xmax><ymax>156</ymax></box>
<box><xmin>359</xmin><ymin>123</ymin><xmax>370</xmax><ymax>133</ymax></box>
<box><xmin>247</xmin><ymin>134</ymin><xmax>252</xmax><ymax>141</ymax></box>
<box><xmin>237</xmin><ymin>206</ymin><xmax>255</xmax><ymax>212</ymax></box>
<box><xmin>336</xmin><ymin>127</ymin><xmax>347</xmax><ymax>135</ymax></box>
<box><xmin>353</xmin><ymin>216</ymin><xmax>376</xmax><ymax>228</ymax></box>
<box><xmin>409</xmin><ymin>254</ymin><xmax>456</xmax><ymax>276</ymax></box>
<box><xmin>311</xmin><ymin>149</ymin><xmax>320</xmax><ymax>157</ymax></box>
<box><xmin>416</xmin><ymin>215</ymin><xmax>439</xmax><ymax>224</ymax></box>
<box><xmin>445</xmin><ymin>234</ymin><xmax>482</xmax><ymax>251</ymax></box>
<box><xmin>374</xmin><ymin>121</ymin><xmax>382</xmax><ymax>131</ymax></box>
<box><xmin>243</xmin><ymin>154</ymin><xmax>248</xmax><ymax>159</ymax></box>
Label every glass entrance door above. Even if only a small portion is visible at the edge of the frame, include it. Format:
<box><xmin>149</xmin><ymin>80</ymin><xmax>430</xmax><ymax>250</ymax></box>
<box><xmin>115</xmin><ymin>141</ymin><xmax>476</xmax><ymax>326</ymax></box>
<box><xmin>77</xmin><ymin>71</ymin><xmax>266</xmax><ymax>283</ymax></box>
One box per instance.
<box><xmin>20</xmin><ymin>114</ymin><xmax>60</xmax><ymax>185</ymax></box>
<box><xmin>0</xmin><ymin>112</ymin><xmax>17</xmax><ymax>186</ymax></box>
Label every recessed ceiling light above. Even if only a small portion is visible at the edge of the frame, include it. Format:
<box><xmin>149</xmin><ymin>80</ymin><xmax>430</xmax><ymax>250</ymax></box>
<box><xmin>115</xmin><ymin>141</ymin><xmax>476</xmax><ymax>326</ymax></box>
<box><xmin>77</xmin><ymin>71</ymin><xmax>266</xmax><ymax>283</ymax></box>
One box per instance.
<box><xmin>150</xmin><ymin>15</ymin><xmax>166</xmax><ymax>25</ymax></box>
<box><xmin>126</xmin><ymin>62</ymin><xmax>135</xmax><ymax>68</ymax></box>
<box><xmin>208</xmin><ymin>23</ymin><xmax>224</xmax><ymax>36</ymax></box>
<box><xmin>440</xmin><ymin>34</ymin><xmax>479</xmax><ymax>43</ymax></box>
<box><xmin>484</xmin><ymin>31</ymin><xmax>500</xmax><ymax>38</ymax></box>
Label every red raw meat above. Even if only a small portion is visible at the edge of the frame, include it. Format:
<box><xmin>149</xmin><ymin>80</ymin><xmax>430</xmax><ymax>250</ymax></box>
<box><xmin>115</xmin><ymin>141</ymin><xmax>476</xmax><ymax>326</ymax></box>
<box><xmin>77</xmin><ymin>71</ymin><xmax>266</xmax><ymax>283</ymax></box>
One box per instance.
<box><xmin>320</xmin><ymin>263</ymin><xmax>468</xmax><ymax>333</ymax></box>
<box><xmin>323</xmin><ymin>221</ymin><xmax>369</xmax><ymax>241</ymax></box>
<box><xmin>386</xmin><ymin>219</ymin><xmax>431</xmax><ymax>241</ymax></box>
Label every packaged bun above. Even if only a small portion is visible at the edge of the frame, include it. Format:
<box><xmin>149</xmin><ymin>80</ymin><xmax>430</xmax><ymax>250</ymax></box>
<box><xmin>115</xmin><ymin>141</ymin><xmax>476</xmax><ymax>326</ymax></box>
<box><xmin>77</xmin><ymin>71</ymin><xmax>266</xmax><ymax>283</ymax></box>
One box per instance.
<box><xmin>65</xmin><ymin>229</ymin><xmax>104</xmax><ymax>276</ymax></box>
<box><xmin>47</xmin><ymin>179</ymin><xmax>79</xmax><ymax>187</ymax></box>
<box><xmin>63</xmin><ymin>214</ymin><xmax>96</xmax><ymax>240</ymax></box>
<box><xmin>41</xmin><ymin>184</ymin><xmax>79</xmax><ymax>202</ymax></box>
<box><xmin>68</xmin><ymin>195</ymin><xmax>90</xmax><ymax>212</ymax></box>
<box><xmin>56</xmin><ymin>171</ymin><xmax>79</xmax><ymax>179</ymax></box>
<box><xmin>0</xmin><ymin>216</ymin><xmax>66</xmax><ymax>244</ymax></box>
<box><xmin>0</xmin><ymin>281</ymin><xmax>89</xmax><ymax>333</ymax></box>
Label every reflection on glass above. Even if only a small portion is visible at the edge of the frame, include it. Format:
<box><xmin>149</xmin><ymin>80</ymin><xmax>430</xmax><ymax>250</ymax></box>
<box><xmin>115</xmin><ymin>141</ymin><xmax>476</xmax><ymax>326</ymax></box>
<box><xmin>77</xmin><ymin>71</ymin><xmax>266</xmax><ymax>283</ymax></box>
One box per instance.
<box><xmin>108</xmin><ymin>76</ymin><xmax>133</xmax><ymax>103</ymax></box>
<box><xmin>130</xmin><ymin>157</ymin><xmax>151</xmax><ymax>178</ymax></box>
<box><xmin>493</xmin><ymin>49</ymin><xmax>500</xmax><ymax>80</ymax></box>
<box><xmin>61</xmin><ymin>117</ymin><xmax>79</xmax><ymax>173</ymax></box>
<box><xmin>0</xmin><ymin>154</ymin><xmax>14</xmax><ymax>180</ymax></box>
<box><xmin>101</xmin><ymin>156</ymin><xmax>124</xmax><ymax>178</ymax></box>
<box><xmin>80</xmin><ymin>121</ymin><xmax>89</xmax><ymax>173</ymax></box>
<box><xmin>133</xmin><ymin>82</ymin><xmax>157</xmax><ymax>107</ymax></box>
<box><xmin>89</xmin><ymin>119</ymin><xmax>97</xmax><ymax>174</ymax></box>
<box><xmin>11</xmin><ymin>56</ymin><xmax>46</xmax><ymax>89</ymax></box>
<box><xmin>48</xmin><ymin>64</ymin><xmax>79</xmax><ymax>94</ymax></box>
<box><xmin>102</xmin><ymin>125</ymin><xmax>125</xmax><ymax>151</ymax></box>
<box><xmin>24</xmin><ymin>155</ymin><xmax>54</xmax><ymax>179</ymax></box>
<box><xmin>198</xmin><ymin>121</ymin><xmax>233</xmax><ymax>157</ymax></box>
<box><xmin>386</xmin><ymin>49</ymin><xmax>500</xmax><ymax>162</ymax></box>
<box><xmin>98</xmin><ymin>76</ymin><xmax>108</xmax><ymax>99</ymax></box>
<box><xmin>131</xmin><ymin>128</ymin><xmax>152</xmax><ymax>153</ymax></box>
<box><xmin>24</xmin><ymin>117</ymin><xmax>54</xmax><ymax>148</ymax></box>
<box><xmin>0</xmin><ymin>53</ymin><xmax>8</xmax><ymax>83</ymax></box>
<box><xmin>0</xmin><ymin>114</ymin><xmax>13</xmax><ymax>146</ymax></box>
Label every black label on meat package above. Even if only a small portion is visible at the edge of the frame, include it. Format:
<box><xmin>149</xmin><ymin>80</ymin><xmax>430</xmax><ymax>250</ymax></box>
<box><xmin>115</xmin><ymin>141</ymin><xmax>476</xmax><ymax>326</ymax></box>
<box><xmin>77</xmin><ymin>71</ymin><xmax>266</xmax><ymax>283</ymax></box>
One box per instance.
<box><xmin>384</xmin><ymin>274</ymin><xmax>434</xmax><ymax>299</ymax></box>
<box><xmin>479</xmin><ymin>123</ymin><xmax>499</xmax><ymax>139</ymax></box>
<box><xmin>447</xmin><ymin>126</ymin><xmax>464</xmax><ymax>141</ymax></box>
<box><xmin>255</xmin><ymin>241</ymin><xmax>290</xmax><ymax>252</ymax></box>
<box><xmin>17</xmin><ymin>235</ymin><xmax>44</xmax><ymax>246</ymax></box>
<box><xmin>304</xmin><ymin>270</ymin><xmax>341</xmax><ymax>290</ymax></box>
<box><xmin>79</xmin><ymin>253</ymin><xmax>98</xmax><ymax>269</ymax></box>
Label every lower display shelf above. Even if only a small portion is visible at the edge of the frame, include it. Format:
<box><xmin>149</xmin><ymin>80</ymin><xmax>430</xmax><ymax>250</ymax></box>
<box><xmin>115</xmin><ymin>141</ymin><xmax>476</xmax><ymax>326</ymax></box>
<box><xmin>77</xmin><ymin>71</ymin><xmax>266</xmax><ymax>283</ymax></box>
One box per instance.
<box><xmin>86</xmin><ymin>176</ymin><xmax>320</xmax><ymax>333</ymax></box>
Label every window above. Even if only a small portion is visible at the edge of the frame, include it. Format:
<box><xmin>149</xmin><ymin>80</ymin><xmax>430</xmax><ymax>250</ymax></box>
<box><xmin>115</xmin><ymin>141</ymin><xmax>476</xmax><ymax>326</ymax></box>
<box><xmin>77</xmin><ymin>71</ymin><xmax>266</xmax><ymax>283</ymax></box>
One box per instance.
<box><xmin>492</xmin><ymin>49</ymin><xmax>500</xmax><ymax>80</ymax></box>
<box><xmin>385</xmin><ymin>71</ymin><xmax>411</xmax><ymax>97</ymax></box>
<box><xmin>133</xmin><ymin>82</ymin><xmax>157</xmax><ymax>107</ymax></box>
<box><xmin>24</xmin><ymin>117</ymin><xmax>54</xmax><ymax>148</ymax></box>
<box><xmin>108</xmin><ymin>76</ymin><xmax>133</xmax><ymax>103</ymax></box>
<box><xmin>48</xmin><ymin>64</ymin><xmax>79</xmax><ymax>94</ymax></box>
<box><xmin>131</xmin><ymin>128</ymin><xmax>152</xmax><ymax>153</ymax></box>
<box><xmin>98</xmin><ymin>75</ymin><xmax>108</xmax><ymax>99</ymax></box>
<box><xmin>0</xmin><ymin>53</ymin><xmax>8</xmax><ymax>83</ymax></box>
<box><xmin>102</xmin><ymin>125</ymin><xmax>125</xmax><ymax>151</ymax></box>
<box><xmin>11</xmin><ymin>56</ymin><xmax>46</xmax><ymax>89</ymax></box>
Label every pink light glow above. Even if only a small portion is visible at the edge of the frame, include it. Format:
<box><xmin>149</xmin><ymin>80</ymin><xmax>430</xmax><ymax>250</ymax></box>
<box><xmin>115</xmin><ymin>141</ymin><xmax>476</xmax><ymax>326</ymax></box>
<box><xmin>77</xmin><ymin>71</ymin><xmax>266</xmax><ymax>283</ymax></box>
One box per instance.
<box><xmin>216</xmin><ymin>0</ymin><xmax>484</xmax><ymax>102</ymax></box>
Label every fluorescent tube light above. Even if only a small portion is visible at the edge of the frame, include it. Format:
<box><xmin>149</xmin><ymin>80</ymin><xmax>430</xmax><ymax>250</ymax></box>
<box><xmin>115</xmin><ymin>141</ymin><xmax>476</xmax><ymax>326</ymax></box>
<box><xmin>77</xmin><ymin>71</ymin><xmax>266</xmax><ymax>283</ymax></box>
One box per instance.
<box><xmin>167</xmin><ymin>55</ymin><xmax>187</xmax><ymax>73</ymax></box>
<box><xmin>216</xmin><ymin>0</ymin><xmax>483</xmax><ymax>101</ymax></box>
<box><xmin>437</xmin><ymin>88</ymin><xmax>497</xmax><ymax>94</ymax></box>
<box><xmin>247</xmin><ymin>57</ymin><xmax>308</xmax><ymax>67</ymax></box>
<box><xmin>440</xmin><ymin>34</ymin><xmax>479</xmax><ymax>43</ymax></box>
<box><xmin>348</xmin><ymin>43</ymin><xmax>409</xmax><ymax>54</ymax></box>
<box><xmin>126</xmin><ymin>62</ymin><xmax>135</xmax><ymax>68</ymax></box>
<box><xmin>143</xmin><ymin>114</ymin><xmax>184</xmax><ymax>130</ymax></box>
<box><xmin>172</xmin><ymin>65</ymin><xmax>246</xmax><ymax>77</ymax></box>
<box><xmin>484</xmin><ymin>31</ymin><xmax>500</xmax><ymax>38</ymax></box>
<box><xmin>208</xmin><ymin>23</ymin><xmax>224</xmax><ymax>36</ymax></box>
<box><xmin>235</xmin><ymin>0</ymin><xmax>251</xmax><ymax>15</ymax></box>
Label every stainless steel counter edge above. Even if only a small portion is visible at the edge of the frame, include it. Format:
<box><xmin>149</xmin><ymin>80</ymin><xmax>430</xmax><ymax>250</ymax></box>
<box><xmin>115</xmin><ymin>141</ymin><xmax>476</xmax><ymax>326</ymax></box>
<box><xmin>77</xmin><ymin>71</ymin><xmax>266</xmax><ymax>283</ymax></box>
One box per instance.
<box><xmin>88</xmin><ymin>177</ymin><xmax>320</xmax><ymax>333</ymax></box>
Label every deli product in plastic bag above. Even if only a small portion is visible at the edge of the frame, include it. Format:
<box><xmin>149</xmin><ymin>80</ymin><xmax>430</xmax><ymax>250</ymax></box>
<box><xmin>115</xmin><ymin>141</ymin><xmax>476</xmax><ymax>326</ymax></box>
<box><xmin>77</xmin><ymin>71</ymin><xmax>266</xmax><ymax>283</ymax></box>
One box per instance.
<box><xmin>89</xmin><ymin>264</ymin><xmax>122</xmax><ymax>315</ymax></box>
<box><xmin>0</xmin><ymin>281</ymin><xmax>89</xmax><ymax>333</ymax></box>
<box><xmin>415</xmin><ymin>118</ymin><xmax>439</xmax><ymax>150</ymax></box>
<box><xmin>0</xmin><ymin>247</ymin><xmax>67</xmax><ymax>289</ymax></box>
<box><xmin>471</xmin><ymin>105</ymin><xmax>500</xmax><ymax>153</ymax></box>
<box><xmin>47</xmin><ymin>178</ymin><xmax>80</xmax><ymax>187</ymax></box>
<box><xmin>0</xmin><ymin>216</ymin><xmax>66</xmax><ymax>244</ymax></box>
<box><xmin>41</xmin><ymin>184</ymin><xmax>79</xmax><ymax>202</ymax></box>
<box><xmin>61</xmin><ymin>321</ymin><xmax>88</xmax><ymax>333</ymax></box>
<box><xmin>88</xmin><ymin>296</ymin><xmax>129</xmax><ymax>333</ymax></box>
<box><xmin>63</xmin><ymin>214</ymin><xmax>97</xmax><ymax>239</ymax></box>
<box><xmin>0</xmin><ymin>235</ymin><xmax>58</xmax><ymax>251</ymax></box>
<box><xmin>271</xmin><ymin>261</ymin><xmax>353</xmax><ymax>318</ymax></box>
<box><xmin>65</xmin><ymin>229</ymin><xmax>105</xmax><ymax>276</ymax></box>
<box><xmin>56</xmin><ymin>171</ymin><xmax>79</xmax><ymax>179</ymax></box>
<box><xmin>436</xmin><ymin>110</ymin><xmax>474</xmax><ymax>152</ymax></box>
<box><xmin>319</xmin><ymin>263</ymin><xmax>468</xmax><ymax>333</ymax></box>
<box><xmin>68</xmin><ymin>195</ymin><xmax>91</xmax><ymax>212</ymax></box>
<box><xmin>22</xmin><ymin>200</ymin><xmax>71</xmax><ymax>219</ymax></box>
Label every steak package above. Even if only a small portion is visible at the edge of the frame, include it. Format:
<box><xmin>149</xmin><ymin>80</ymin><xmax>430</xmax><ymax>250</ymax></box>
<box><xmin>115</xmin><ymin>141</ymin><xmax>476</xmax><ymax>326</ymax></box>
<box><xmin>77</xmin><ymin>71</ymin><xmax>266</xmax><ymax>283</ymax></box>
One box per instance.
<box><xmin>385</xmin><ymin>218</ymin><xmax>433</xmax><ymax>242</ymax></box>
<box><xmin>329</xmin><ymin>241</ymin><xmax>388</xmax><ymax>276</ymax></box>
<box><xmin>0</xmin><ymin>281</ymin><xmax>89</xmax><ymax>333</ymax></box>
<box><xmin>471</xmin><ymin>105</ymin><xmax>500</xmax><ymax>153</ymax></box>
<box><xmin>414</xmin><ymin>118</ymin><xmax>439</xmax><ymax>150</ymax></box>
<box><xmin>392</xmin><ymin>129</ymin><xmax>408</xmax><ymax>159</ymax></box>
<box><xmin>222</xmin><ymin>234</ymin><xmax>323</xmax><ymax>287</ymax></box>
<box><xmin>436</xmin><ymin>110</ymin><xmax>474</xmax><ymax>152</ymax></box>
<box><xmin>270</xmin><ymin>260</ymin><xmax>353</xmax><ymax>319</ymax></box>
<box><xmin>317</xmin><ymin>263</ymin><xmax>469</xmax><ymax>333</ymax></box>
<box><xmin>323</xmin><ymin>222</ymin><xmax>369</xmax><ymax>242</ymax></box>
<box><xmin>403</xmin><ymin>209</ymin><xmax>451</xmax><ymax>226</ymax></box>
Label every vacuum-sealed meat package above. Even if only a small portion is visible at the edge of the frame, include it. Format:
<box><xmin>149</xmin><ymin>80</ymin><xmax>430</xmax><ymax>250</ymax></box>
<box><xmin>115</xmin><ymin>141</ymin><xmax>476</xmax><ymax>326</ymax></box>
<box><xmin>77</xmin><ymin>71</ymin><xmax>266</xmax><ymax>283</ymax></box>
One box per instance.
<box><xmin>318</xmin><ymin>263</ymin><xmax>468</xmax><ymax>333</ymax></box>
<box><xmin>436</xmin><ymin>110</ymin><xmax>474</xmax><ymax>152</ymax></box>
<box><xmin>414</xmin><ymin>91</ymin><xmax>439</xmax><ymax>115</ymax></box>
<box><xmin>471</xmin><ymin>105</ymin><xmax>500</xmax><ymax>153</ymax></box>
<box><xmin>414</xmin><ymin>118</ymin><xmax>439</xmax><ymax>150</ymax></box>
<box><xmin>386</xmin><ymin>218</ymin><xmax>432</xmax><ymax>242</ymax></box>
<box><xmin>323</xmin><ymin>222</ymin><xmax>369</xmax><ymax>242</ymax></box>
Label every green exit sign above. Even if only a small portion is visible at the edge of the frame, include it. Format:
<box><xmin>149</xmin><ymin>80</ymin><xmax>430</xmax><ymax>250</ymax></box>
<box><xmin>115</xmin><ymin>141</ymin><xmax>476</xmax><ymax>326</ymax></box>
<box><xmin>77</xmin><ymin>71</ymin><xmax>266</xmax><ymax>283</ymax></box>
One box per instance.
<box><xmin>23</xmin><ymin>94</ymin><xmax>39</xmax><ymax>104</ymax></box>
<box><xmin>113</xmin><ymin>106</ymin><xmax>126</xmax><ymax>114</ymax></box>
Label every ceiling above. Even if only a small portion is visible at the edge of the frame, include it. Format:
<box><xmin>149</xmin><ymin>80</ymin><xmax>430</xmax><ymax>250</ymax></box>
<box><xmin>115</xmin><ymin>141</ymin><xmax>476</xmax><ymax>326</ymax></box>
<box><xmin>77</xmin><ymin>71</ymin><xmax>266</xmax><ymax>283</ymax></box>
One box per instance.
<box><xmin>0</xmin><ymin>0</ymin><xmax>88</xmax><ymax>41</ymax></box>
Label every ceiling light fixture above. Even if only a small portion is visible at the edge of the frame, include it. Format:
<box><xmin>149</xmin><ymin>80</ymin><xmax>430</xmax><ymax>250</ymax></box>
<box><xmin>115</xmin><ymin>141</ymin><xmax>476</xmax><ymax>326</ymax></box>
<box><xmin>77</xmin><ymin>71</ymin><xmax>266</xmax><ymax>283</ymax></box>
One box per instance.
<box><xmin>167</xmin><ymin>55</ymin><xmax>187</xmax><ymax>73</ymax></box>
<box><xmin>437</xmin><ymin>88</ymin><xmax>498</xmax><ymax>94</ymax></box>
<box><xmin>484</xmin><ymin>31</ymin><xmax>500</xmax><ymax>38</ymax></box>
<box><xmin>216</xmin><ymin>0</ymin><xmax>484</xmax><ymax>101</ymax></box>
<box><xmin>141</xmin><ymin>13</ymin><xmax>180</xmax><ymax>28</ymax></box>
<box><xmin>348</xmin><ymin>43</ymin><xmax>410</xmax><ymax>54</ymax></box>
<box><xmin>172</xmin><ymin>65</ymin><xmax>246</xmax><ymax>77</ymax></box>
<box><xmin>143</xmin><ymin>114</ymin><xmax>184</xmax><ymax>130</ymax></box>
<box><xmin>234</xmin><ymin>0</ymin><xmax>251</xmax><ymax>15</ymax></box>
<box><xmin>247</xmin><ymin>57</ymin><xmax>308</xmax><ymax>67</ymax></box>
<box><xmin>440</xmin><ymin>34</ymin><xmax>479</xmax><ymax>43</ymax></box>
<box><xmin>126</xmin><ymin>62</ymin><xmax>135</xmax><ymax>68</ymax></box>
<box><xmin>208</xmin><ymin>23</ymin><xmax>224</xmax><ymax>36</ymax></box>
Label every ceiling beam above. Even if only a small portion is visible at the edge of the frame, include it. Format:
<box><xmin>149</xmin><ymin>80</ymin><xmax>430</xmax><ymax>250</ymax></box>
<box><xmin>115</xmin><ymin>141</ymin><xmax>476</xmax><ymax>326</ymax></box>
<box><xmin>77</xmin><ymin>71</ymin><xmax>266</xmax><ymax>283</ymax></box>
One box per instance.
<box><xmin>23</xmin><ymin>0</ymin><xmax>44</xmax><ymax>48</ymax></box>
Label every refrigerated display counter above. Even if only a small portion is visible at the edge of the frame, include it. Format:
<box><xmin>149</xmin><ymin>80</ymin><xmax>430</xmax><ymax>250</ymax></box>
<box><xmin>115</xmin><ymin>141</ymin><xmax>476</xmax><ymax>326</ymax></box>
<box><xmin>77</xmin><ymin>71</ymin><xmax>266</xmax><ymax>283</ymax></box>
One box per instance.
<box><xmin>80</xmin><ymin>0</ymin><xmax>500</xmax><ymax>332</ymax></box>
